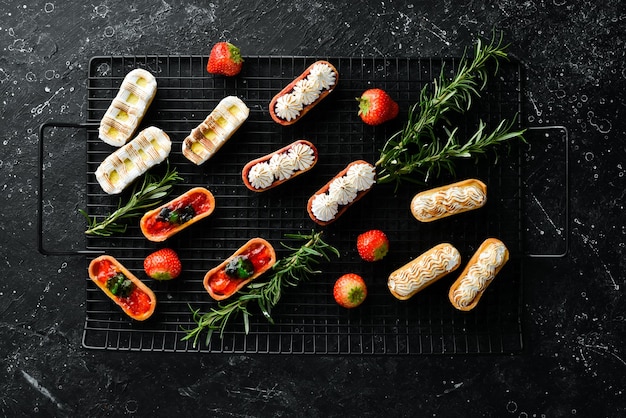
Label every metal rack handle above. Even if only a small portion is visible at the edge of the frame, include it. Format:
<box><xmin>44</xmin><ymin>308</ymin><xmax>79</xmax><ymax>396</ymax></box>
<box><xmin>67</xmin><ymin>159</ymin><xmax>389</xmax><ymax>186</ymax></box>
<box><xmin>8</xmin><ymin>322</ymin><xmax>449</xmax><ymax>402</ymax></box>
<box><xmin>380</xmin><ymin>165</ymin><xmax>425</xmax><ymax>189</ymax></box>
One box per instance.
<box><xmin>37</xmin><ymin>121</ymin><xmax>103</xmax><ymax>256</ymax></box>
<box><xmin>524</xmin><ymin>125</ymin><xmax>569</xmax><ymax>258</ymax></box>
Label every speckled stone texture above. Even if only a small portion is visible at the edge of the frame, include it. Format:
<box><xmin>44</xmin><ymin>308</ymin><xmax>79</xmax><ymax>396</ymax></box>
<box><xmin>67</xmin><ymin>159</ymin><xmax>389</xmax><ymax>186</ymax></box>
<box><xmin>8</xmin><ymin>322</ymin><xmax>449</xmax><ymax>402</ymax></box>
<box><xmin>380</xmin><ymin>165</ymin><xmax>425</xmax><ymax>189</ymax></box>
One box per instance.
<box><xmin>1</xmin><ymin>1</ymin><xmax>625</xmax><ymax>416</ymax></box>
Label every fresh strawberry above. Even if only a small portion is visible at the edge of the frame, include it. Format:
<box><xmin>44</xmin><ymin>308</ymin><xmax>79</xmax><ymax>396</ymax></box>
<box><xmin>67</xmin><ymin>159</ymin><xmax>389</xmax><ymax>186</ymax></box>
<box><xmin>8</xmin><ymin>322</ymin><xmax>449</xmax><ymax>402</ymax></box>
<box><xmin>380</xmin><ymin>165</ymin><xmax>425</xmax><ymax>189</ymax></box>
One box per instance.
<box><xmin>356</xmin><ymin>88</ymin><xmax>399</xmax><ymax>125</ymax></box>
<box><xmin>333</xmin><ymin>273</ymin><xmax>367</xmax><ymax>308</ymax></box>
<box><xmin>206</xmin><ymin>42</ymin><xmax>244</xmax><ymax>76</ymax></box>
<box><xmin>144</xmin><ymin>248</ymin><xmax>182</xmax><ymax>281</ymax></box>
<box><xmin>356</xmin><ymin>229</ymin><xmax>389</xmax><ymax>262</ymax></box>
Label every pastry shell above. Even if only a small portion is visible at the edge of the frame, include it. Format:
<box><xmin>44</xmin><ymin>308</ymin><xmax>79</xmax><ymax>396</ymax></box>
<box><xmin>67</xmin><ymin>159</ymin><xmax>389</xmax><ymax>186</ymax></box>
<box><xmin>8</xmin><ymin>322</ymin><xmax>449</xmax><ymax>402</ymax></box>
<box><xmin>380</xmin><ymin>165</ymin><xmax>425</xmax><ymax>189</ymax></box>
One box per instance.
<box><xmin>182</xmin><ymin>96</ymin><xmax>249</xmax><ymax>165</ymax></box>
<box><xmin>307</xmin><ymin>160</ymin><xmax>376</xmax><ymax>226</ymax></box>
<box><xmin>98</xmin><ymin>68</ymin><xmax>157</xmax><ymax>147</ymax></box>
<box><xmin>88</xmin><ymin>255</ymin><xmax>157</xmax><ymax>321</ymax></box>
<box><xmin>410</xmin><ymin>178</ymin><xmax>487</xmax><ymax>222</ymax></box>
<box><xmin>139</xmin><ymin>187</ymin><xmax>216</xmax><ymax>242</ymax></box>
<box><xmin>448</xmin><ymin>238</ymin><xmax>509</xmax><ymax>311</ymax></box>
<box><xmin>241</xmin><ymin>140</ymin><xmax>318</xmax><ymax>192</ymax></box>
<box><xmin>388</xmin><ymin>243</ymin><xmax>462</xmax><ymax>301</ymax></box>
<box><xmin>269</xmin><ymin>60</ymin><xmax>338</xmax><ymax>126</ymax></box>
<box><xmin>95</xmin><ymin>126</ymin><xmax>171</xmax><ymax>195</ymax></box>
<box><xmin>203</xmin><ymin>237</ymin><xmax>277</xmax><ymax>301</ymax></box>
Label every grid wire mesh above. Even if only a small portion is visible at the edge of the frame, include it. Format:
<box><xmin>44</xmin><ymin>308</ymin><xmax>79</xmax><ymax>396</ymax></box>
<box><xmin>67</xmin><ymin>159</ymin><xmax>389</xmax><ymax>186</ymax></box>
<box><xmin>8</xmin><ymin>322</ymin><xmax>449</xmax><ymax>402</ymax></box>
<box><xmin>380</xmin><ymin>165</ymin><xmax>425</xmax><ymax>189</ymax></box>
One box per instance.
<box><xmin>83</xmin><ymin>55</ymin><xmax>524</xmax><ymax>354</ymax></box>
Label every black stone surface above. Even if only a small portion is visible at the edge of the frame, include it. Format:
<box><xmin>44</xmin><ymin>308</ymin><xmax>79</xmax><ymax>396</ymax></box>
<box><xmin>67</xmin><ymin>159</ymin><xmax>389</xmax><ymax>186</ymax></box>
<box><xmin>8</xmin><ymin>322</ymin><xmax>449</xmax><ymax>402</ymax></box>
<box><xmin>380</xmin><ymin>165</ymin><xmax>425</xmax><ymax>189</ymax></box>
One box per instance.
<box><xmin>1</xmin><ymin>1</ymin><xmax>625</xmax><ymax>416</ymax></box>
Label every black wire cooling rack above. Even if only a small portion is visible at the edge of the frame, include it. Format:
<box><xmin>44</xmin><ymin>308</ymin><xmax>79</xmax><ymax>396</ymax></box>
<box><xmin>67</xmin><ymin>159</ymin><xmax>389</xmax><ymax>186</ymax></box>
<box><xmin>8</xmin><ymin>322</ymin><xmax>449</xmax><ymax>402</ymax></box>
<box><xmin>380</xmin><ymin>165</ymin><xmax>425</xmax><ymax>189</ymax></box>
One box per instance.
<box><xmin>80</xmin><ymin>55</ymin><xmax>524</xmax><ymax>354</ymax></box>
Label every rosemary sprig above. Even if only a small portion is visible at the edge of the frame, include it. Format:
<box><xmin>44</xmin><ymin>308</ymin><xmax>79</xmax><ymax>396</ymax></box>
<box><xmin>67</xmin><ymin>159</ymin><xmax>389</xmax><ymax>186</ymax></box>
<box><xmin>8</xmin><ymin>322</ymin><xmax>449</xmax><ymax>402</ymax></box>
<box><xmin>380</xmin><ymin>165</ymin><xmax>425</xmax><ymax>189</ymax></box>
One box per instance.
<box><xmin>375</xmin><ymin>31</ymin><xmax>526</xmax><ymax>186</ymax></box>
<box><xmin>79</xmin><ymin>162</ymin><xmax>182</xmax><ymax>236</ymax></box>
<box><xmin>182</xmin><ymin>230</ymin><xmax>340</xmax><ymax>348</ymax></box>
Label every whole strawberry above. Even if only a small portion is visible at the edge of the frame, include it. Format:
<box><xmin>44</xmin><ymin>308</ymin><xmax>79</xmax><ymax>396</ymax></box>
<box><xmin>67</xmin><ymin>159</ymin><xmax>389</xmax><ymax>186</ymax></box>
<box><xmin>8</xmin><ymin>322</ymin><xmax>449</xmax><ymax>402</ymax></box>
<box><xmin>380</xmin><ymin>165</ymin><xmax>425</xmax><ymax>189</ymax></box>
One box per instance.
<box><xmin>206</xmin><ymin>42</ymin><xmax>244</xmax><ymax>76</ymax></box>
<box><xmin>356</xmin><ymin>88</ymin><xmax>399</xmax><ymax>125</ymax></box>
<box><xmin>333</xmin><ymin>273</ymin><xmax>367</xmax><ymax>308</ymax></box>
<box><xmin>144</xmin><ymin>248</ymin><xmax>182</xmax><ymax>281</ymax></box>
<box><xmin>356</xmin><ymin>229</ymin><xmax>389</xmax><ymax>262</ymax></box>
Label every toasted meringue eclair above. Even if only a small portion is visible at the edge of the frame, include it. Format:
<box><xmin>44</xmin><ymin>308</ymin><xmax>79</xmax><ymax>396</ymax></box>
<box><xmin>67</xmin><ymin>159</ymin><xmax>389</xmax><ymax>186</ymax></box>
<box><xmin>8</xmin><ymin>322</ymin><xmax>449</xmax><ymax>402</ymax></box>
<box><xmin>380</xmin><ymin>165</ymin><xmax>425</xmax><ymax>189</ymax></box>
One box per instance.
<box><xmin>182</xmin><ymin>96</ymin><xmax>249</xmax><ymax>165</ymax></box>
<box><xmin>307</xmin><ymin>160</ymin><xmax>376</xmax><ymax>226</ymax></box>
<box><xmin>449</xmin><ymin>238</ymin><xmax>509</xmax><ymax>311</ymax></box>
<box><xmin>388</xmin><ymin>243</ymin><xmax>462</xmax><ymax>301</ymax></box>
<box><xmin>88</xmin><ymin>255</ymin><xmax>157</xmax><ymax>321</ymax></box>
<box><xmin>140</xmin><ymin>187</ymin><xmax>216</xmax><ymax>242</ymax></box>
<box><xmin>203</xmin><ymin>238</ymin><xmax>277</xmax><ymax>301</ymax></box>
<box><xmin>269</xmin><ymin>60</ymin><xmax>338</xmax><ymax>126</ymax></box>
<box><xmin>242</xmin><ymin>140</ymin><xmax>318</xmax><ymax>192</ymax></box>
<box><xmin>410</xmin><ymin>179</ymin><xmax>487</xmax><ymax>222</ymax></box>
<box><xmin>95</xmin><ymin>126</ymin><xmax>171</xmax><ymax>195</ymax></box>
<box><xmin>98</xmin><ymin>68</ymin><xmax>157</xmax><ymax>147</ymax></box>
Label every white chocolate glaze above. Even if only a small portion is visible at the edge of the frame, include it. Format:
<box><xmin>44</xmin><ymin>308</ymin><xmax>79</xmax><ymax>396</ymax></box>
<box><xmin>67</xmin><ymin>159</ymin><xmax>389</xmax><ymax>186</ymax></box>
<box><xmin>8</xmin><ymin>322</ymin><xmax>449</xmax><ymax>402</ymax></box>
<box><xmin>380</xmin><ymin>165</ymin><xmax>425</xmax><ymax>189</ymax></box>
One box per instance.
<box><xmin>98</xmin><ymin>68</ymin><xmax>157</xmax><ymax>147</ymax></box>
<box><xmin>95</xmin><ymin>126</ymin><xmax>171</xmax><ymax>194</ymax></box>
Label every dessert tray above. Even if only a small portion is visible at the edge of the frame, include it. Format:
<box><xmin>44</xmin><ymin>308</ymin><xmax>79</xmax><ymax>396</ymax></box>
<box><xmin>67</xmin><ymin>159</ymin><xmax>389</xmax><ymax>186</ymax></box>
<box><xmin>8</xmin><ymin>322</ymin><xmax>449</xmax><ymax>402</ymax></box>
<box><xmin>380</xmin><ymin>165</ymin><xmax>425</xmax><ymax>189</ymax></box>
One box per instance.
<box><xmin>52</xmin><ymin>55</ymin><xmax>527</xmax><ymax>354</ymax></box>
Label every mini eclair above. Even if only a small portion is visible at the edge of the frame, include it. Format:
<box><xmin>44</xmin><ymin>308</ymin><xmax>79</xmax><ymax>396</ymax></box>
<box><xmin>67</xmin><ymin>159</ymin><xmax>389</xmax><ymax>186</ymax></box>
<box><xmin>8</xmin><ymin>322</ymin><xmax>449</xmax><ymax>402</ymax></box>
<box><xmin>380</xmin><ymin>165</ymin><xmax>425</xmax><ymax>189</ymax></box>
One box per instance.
<box><xmin>242</xmin><ymin>140</ymin><xmax>318</xmax><ymax>192</ymax></box>
<box><xmin>182</xmin><ymin>96</ymin><xmax>249</xmax><ymax>165</ymax></box>
<box><xmin>95</xmin><ymin>126</ymin><xmax>171</xmax><ymax>195</ymax></box>
<box><xmin>269</xmin><ymin>60</ymin><xmax>338</xmax><ymax>126</ymax></box>
<box><xmin>307</xmin><ymin>160</ymin><xmax>376</xmax><ymax>226</ymax></box>
<box><xmin>140</xmin><ymin>187</ymin><xmax>216</xmax><ymax>242</ymax></box>
<box><xmin>203</xmin><ymin>238</ymin><xmax>277</xmax><ymax>301</ymax></box>
<box><xmin>449</xmin><ymin>238</ymin><xmax>509</xmax><ymax>311</ymax></box>
<box><xmin>98</xmin><ymin>68</ymin><xmax>157</xmax><ymax>147</ymax></box>
<box><xmin>388</xmin><ymin>243</ymin><xmax>462</xmax><ymax>301</ymax></box>
<box><xmin>88</xmin><ymin>255</ymin><xmax>157</xmax><ymax>321</ymax></box>
<box><xmin>410</xmin><ymin>179</ymin><xmax>487</xmax><ymax>222</ymax></box>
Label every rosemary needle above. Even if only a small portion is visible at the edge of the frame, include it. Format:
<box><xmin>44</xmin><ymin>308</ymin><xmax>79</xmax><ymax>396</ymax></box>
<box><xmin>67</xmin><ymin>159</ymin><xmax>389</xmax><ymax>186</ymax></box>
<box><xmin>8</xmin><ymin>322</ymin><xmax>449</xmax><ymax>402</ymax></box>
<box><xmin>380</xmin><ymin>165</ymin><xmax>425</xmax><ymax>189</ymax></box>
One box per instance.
<box><xmin>182</xmin><ymin>230</ymin><xmax>340</xmax><ymax>348</ymax></box>
<box><xmin>375</xmin><ymin>31</ymin><xmax>526</xmax><ymax>187</ymax></box>
<box><xmin>79</xmin><ymin>162</ymin><xmax>182</xmax><ymax>236</ymax></box>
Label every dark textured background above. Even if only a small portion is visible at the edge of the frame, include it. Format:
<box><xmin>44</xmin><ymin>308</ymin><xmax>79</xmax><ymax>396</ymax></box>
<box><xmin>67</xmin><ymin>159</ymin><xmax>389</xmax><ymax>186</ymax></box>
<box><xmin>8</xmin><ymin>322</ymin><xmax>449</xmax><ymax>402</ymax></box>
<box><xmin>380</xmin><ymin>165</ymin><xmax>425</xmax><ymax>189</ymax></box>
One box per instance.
<box><xmin>1</xmin><ymin>0</ymin><xmax>625</xmax><ymax>416</ymax></box>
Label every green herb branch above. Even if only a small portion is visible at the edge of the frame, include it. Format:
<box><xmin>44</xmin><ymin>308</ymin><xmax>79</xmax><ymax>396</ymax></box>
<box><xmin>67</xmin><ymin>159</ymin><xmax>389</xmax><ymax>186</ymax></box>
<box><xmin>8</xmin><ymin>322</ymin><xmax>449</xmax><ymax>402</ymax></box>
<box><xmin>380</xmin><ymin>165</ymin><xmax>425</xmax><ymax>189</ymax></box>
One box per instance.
<box><xmin>79</xmin><ymin>162</ymin><xmax>182</xmax><ymax>236</ymax></box>
<box><xmin>376</xmin><ymin>31</ymin><xmax>526</xmax><ymax>187</ymax></box>
<box><xmin>182</xmin><ymin>230</ymin><xmax>340</xmax><ymax>348</ymax></box>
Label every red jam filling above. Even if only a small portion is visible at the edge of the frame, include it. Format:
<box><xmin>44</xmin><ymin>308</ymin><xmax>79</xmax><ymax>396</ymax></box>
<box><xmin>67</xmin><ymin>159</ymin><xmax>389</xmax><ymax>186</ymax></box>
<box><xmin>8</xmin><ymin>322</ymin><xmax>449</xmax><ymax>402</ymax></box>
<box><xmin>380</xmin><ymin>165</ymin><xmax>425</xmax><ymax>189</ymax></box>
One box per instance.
<box><xmin>92</xmin><ymin>259</ymin><xmax>152</xmax><ymax>316</ymax></box>
<box><xmin>208</xmin><ymin>242</ymin><xmax>274</xmax><ymax>296</ymax></box>
<box><xmin>143</xmin><ymin>191</ymin><xmax>212</xmax><ymax>237</ymax></box>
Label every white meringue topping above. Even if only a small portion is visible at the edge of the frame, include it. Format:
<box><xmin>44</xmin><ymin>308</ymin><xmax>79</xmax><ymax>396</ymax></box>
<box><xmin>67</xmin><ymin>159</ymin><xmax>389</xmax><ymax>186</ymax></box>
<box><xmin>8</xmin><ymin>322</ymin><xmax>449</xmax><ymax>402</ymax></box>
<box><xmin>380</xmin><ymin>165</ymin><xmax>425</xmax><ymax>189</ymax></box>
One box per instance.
<box><xmin>274</xmin><ymin>94</ymin><xmax>303</xmax><ymax>121</ymax></box>
<box><xmin>346</xmin><ymin>163</ymin><xmax>376</xmax><ymax>191</ymax></box>
<box><xmin>328</xmin><ymin>176</ymin><xmax>358</xmax><ymax>206</ymax></box>
<box><xmin>310</xmin><ymin>193</ymin><xmax>338</xmax><ymax>222</ymax></box>
<box><xmin>287</xmin><ymin>142</ymin><xmax>315</xmax><ymax>171</ymax></box>
<box><xmin>248</xmin><ymin>162</ymin><xmax>274</xmax><ymax>190</ymax></box>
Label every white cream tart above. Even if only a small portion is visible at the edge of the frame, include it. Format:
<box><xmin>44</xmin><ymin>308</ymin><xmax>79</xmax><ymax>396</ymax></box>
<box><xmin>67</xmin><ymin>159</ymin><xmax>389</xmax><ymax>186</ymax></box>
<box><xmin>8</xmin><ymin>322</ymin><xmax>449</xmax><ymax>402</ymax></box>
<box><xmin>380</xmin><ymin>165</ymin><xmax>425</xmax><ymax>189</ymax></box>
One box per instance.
<box><xmin>242</xmin><ymin>140</ymin><xmax>318</xmax><ymax>192</ymax></box>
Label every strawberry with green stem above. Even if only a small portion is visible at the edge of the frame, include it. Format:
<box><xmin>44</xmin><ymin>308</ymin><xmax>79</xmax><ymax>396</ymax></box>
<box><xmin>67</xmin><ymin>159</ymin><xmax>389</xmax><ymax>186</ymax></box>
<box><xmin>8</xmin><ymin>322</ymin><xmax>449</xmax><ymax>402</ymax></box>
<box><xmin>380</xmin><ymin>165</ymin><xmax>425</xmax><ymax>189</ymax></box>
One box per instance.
<box><xmin>144</xmin><ymin>248</ymin><xmax>182</xmax><ymax>281</ymax></box>
<box><xmin>357</xmin><ymin>88</ymin><xmax>399</xmax><ymax>126</ymax></box>
<box><xmin>356</xmin><ymin>229</ymin><xmax>389</xmax><ymax>262</ymax></box>
<box><xmin>333</xmin><ymin>273</ymin><xmax>367</xmax><ymax>308</ymax></box>
<box><xmin>206</xmin><ymin>42</ymin><xmax>244</xmax><ymax>76</ymax></box>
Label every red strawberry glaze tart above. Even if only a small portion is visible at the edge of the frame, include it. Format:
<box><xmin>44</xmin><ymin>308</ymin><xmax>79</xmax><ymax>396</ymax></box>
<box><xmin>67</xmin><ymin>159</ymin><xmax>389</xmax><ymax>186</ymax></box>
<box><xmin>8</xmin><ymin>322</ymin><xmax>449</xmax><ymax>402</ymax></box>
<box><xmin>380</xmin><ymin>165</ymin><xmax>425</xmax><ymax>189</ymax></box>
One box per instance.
<box><xmin>203</xmin><ymin>238</ymin><xmax>277</xmax><ymax>301</ymax></box>
<box><xmin>140</xmin><ymin>187</ymin><xmax>216</xmax><ymax>242</ymax></box>
<box><xmin>88</xmin><ymin>255</ymin><xmax>157</xmax><ymax>321</ymax></box>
